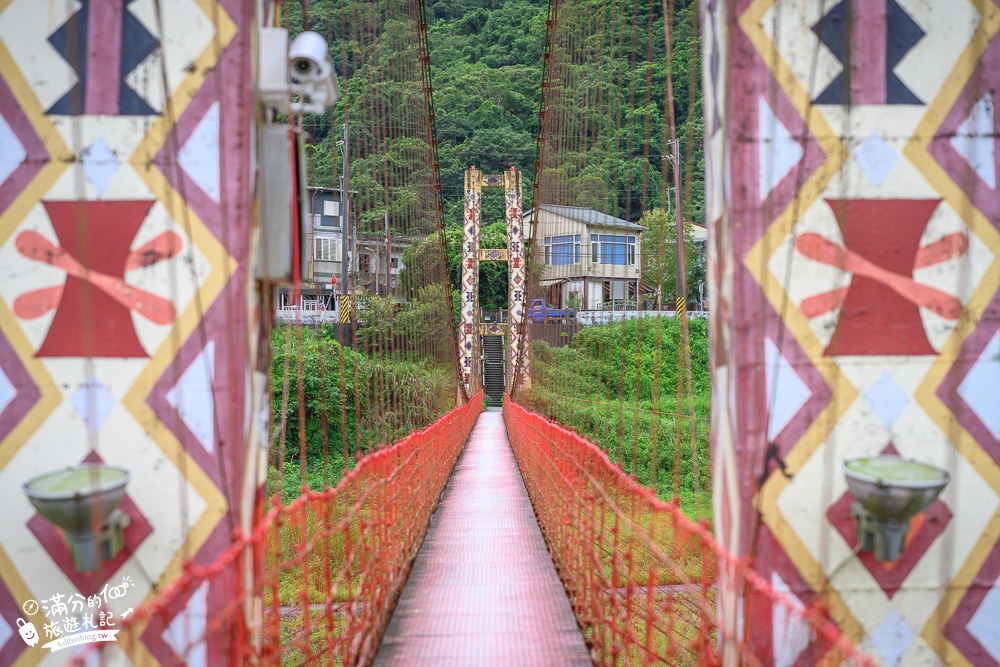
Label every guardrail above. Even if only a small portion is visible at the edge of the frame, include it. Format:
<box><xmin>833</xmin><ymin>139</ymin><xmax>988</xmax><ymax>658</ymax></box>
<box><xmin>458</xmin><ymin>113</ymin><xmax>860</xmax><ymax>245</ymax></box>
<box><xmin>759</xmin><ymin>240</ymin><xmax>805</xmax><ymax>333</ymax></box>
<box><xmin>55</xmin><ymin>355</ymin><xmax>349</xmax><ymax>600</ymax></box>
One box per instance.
<box><xmin>503</xmin><ymin>397</ymin><xmax>876</xmax><ymax>666</ymax></box>
<box><xmin>578</xmin><ymin>309</ymin><xmax>708</xmax><ymax>325</ymax></box>
<box><xmin>96</xmin><ymin>394</ymin><xmax>484</xmax><ymax>666</ymax></box>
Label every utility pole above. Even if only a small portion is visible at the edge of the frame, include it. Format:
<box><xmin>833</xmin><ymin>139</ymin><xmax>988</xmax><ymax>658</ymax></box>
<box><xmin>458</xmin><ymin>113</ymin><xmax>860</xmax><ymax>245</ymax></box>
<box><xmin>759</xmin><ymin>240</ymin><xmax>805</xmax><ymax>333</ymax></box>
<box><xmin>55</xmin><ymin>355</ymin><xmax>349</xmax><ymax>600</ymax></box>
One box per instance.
<box><xmin>384</xmin><ymin>209</ymin><xmax>390</xmax><ymax>297</ymax></box>
<box><xmin>668</xmin><ymin>140</ymin><xmax>684</xmax><ymax>308</ymax></box>
<box><xmin>348</xmin><ymin>133</ymin><xmax>357</xmax><ymax>310</ymax></box>
<box><xmin>339</xmin><ymin>122</ymin><xmax>351</xmax><ymax>320</ymax></box>
<box><xmin>663</xmin><ymin>0</ymin><xmax>686</xmax><ymax>310</ymax></box>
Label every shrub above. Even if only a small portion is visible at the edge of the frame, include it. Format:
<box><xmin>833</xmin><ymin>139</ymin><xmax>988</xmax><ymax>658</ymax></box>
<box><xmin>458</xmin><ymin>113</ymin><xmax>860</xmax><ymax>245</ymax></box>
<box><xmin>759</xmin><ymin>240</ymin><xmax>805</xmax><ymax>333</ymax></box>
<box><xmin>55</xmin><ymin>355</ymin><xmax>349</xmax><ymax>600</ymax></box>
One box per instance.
<box><xmin>519</xmin><ymin>316</ymin><xmax>712</xmax><ymax>520</ymax></box>
<box><xmin>268</xmin><ymin>324</ymin><xmax>456</xmax><ymax>499</ymax></box>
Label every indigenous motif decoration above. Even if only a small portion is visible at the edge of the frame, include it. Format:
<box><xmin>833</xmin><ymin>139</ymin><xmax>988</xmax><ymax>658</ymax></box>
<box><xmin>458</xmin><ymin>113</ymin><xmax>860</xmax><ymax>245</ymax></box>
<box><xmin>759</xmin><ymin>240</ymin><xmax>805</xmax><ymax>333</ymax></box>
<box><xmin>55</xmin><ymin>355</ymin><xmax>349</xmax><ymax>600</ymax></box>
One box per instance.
<box><xmin>0</xmin><ymin>1</ymin><xmax>251</xmax><ymax>664</ymax></box>
<box><xmin>709</xmin><ymin>0</ymin><xmax>1000</xmax><ymax>664</ymax></box>
<box><xmin>479</xmin><ymin>248</ymin><xmax>508</xmax><ymax>262</ymax></box>
<box><xmin>459</xmin><ymin>168</ymin><xmax>482</xmax><ymax>395</ymax></box>
<box><xmin>457</xmin><ymin>167</ymin><xmax>529</xmax><ymax>398</ymax></box>
<box><xmin>505</xmin><ymin>168</ymin><xmax>528</xmax><ymax>392</ymax></box>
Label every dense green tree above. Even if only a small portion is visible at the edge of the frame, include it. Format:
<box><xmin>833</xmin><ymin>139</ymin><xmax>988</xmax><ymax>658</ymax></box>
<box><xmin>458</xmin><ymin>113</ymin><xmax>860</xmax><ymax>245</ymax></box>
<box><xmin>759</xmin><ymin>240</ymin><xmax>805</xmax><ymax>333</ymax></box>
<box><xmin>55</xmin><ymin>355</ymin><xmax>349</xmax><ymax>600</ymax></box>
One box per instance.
<box><xmin>288</xmin><ymin>0</ymin><xmax>704</xmax><ymax>294</ymax></box>
<box><xmin>639</xmin><ymin>208</ymin><xmax>701</xmax><ymax>305</ymax></box>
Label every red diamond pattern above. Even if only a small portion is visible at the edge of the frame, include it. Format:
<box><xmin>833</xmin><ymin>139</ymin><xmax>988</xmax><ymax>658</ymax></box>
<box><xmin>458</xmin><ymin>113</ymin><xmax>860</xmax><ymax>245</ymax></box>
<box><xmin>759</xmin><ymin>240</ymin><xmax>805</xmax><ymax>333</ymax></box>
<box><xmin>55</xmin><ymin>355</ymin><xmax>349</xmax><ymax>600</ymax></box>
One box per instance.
<box><xmin>826</xmin><ymin>445</ymin><xmax>952</xmax><ymax>599</ymax></box>
<box><xmin>26</xmin><ymin>451</ymin><xmax>153</xmax><ymax>597</ymax></box>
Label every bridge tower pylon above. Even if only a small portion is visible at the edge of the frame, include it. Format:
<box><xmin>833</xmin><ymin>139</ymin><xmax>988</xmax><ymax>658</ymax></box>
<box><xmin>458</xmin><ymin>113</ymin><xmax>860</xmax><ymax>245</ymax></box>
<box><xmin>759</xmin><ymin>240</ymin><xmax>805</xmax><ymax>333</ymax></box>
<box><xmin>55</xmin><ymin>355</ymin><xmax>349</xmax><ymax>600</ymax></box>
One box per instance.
<box><xmin>457</xmin><ymin>166</ymin><xmax>529</xmax><ymax>399</ymax></box>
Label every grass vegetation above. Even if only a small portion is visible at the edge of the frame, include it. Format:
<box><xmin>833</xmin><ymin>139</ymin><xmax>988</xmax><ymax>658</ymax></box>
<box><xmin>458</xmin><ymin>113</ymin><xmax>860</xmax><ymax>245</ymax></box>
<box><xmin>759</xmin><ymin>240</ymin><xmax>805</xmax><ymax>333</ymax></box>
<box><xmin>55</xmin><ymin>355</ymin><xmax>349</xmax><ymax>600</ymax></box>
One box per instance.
<box><xmin>268</xmin><ymin>324</ymin><xmax>455</xmax><ymax>503</ymax></box>
<box><xmin>519</xmin><ymin>316</ymin><xmax>712</xmax><ymax>520</ymax></box>
<box><xmin>584</xmin><ymin>588</ymin><xmax>715</xmax><ymax>666</ymax></box>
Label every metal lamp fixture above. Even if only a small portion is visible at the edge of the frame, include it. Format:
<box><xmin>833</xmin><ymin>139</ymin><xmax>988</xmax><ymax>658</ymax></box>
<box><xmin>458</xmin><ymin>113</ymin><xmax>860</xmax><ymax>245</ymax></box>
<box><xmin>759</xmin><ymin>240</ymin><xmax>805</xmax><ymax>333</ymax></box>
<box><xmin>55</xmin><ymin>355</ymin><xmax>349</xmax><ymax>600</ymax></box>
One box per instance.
<box><xmin>843</xmin><ymin>456</ymin><xmax>950</xmax><ymax>562</ymax></box>
<box><xmin>22</xmin><ymin>464</ymin><xmax>131</xmax><ymax>572</ymax></box>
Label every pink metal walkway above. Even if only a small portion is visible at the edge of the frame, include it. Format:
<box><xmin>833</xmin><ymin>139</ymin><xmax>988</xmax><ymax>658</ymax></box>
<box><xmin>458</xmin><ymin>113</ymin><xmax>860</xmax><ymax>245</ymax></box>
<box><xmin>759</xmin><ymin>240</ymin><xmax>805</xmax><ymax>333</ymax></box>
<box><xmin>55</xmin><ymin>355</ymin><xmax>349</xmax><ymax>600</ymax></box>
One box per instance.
<box><xmin>373</xmin><ymin>410</ymin><xmax>592</xmax><ymax>666</ymax></box>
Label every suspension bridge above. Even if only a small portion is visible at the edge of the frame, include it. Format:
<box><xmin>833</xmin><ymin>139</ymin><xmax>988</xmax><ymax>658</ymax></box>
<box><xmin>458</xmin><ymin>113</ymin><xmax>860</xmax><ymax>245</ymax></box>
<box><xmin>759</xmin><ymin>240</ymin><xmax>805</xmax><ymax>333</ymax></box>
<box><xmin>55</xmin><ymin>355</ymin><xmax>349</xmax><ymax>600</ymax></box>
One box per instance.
<box><xmin>1</xmin><ymin>0</ymin><xmax>998</xmax><ymax>666</ymax></box>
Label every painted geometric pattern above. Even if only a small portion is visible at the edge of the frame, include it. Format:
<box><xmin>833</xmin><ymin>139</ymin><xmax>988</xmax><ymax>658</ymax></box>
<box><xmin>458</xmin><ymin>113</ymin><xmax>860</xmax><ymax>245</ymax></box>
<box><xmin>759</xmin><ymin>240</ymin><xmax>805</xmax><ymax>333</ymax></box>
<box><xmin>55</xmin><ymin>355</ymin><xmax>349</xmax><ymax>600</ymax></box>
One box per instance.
<box><xmin>505</xmin><ymin>168</ymin><xmax>528</xmax><ymax>393</ymax></box>
<box><xmin>0</xmin><ymin>0</ymin><xmax>246</xmax><ymax>664</ymax></box>
<box><xmin>716</xmin><ymin>0</ymin><xmax>1000</xmax><ymax>664</ymax></box>
<box><xmin>459</xmin><ymin>169</ymin><xmax>481</xmax><ymax>395</ymax></box>
<box><xmin>702</xmin><ymin>0</ymin><xmax>745</xmax><ymax>574</ymax></box>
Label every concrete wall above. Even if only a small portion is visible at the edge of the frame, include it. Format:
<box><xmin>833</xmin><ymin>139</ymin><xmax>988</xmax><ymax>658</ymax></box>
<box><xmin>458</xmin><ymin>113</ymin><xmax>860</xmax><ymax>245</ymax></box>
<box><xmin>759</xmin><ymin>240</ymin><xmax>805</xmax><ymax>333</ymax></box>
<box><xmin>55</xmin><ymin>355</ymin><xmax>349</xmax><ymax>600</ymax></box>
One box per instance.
<box><xmin>707</xmin><ymin>0</ymin><xmax>1000</xmax><ymax>664</ymax></box>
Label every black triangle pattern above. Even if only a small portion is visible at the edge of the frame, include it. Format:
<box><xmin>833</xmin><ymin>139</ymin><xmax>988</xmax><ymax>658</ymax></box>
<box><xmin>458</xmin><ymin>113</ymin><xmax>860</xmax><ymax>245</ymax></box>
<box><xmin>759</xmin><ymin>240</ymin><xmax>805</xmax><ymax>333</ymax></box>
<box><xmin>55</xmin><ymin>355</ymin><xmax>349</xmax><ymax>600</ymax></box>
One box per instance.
<box><xmin>810</xmin><ymin>0</ymin><xmax>924</xmax><ymax>106</ymax></box>
<box><xmin>46</xmin><ymin>0</ymin><xmax>161</xmax><ymax>116</ymax></box>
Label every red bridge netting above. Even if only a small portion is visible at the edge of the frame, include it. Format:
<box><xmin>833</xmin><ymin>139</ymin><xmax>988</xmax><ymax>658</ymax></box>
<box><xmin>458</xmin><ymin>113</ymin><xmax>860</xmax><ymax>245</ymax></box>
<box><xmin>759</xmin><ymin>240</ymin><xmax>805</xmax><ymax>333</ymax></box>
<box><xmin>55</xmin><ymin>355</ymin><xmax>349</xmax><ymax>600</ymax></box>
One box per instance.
<box><xmin>86</xmin><ymin>394</ymin><xmax>481</xmax><ymax>666</ymax></box>
<box><xmin>504</xmin><ymin>397</ymin><xmax>876</xmax><ymax>666</ymax></box>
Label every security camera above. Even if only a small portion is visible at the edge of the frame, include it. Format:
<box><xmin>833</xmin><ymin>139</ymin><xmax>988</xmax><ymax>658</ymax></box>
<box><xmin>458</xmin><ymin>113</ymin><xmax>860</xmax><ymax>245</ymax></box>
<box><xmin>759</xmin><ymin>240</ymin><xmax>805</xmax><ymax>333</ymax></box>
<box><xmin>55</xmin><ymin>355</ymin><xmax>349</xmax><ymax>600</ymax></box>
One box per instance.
<box><xmin>289</xmin><ymin>31</ymin><xmax>331</xmax><ymax>83</ymax></box>
<box><xmin>288</xmin><ymin>31</ymin><xmax>340</xmax><ymax>114</ymax></box>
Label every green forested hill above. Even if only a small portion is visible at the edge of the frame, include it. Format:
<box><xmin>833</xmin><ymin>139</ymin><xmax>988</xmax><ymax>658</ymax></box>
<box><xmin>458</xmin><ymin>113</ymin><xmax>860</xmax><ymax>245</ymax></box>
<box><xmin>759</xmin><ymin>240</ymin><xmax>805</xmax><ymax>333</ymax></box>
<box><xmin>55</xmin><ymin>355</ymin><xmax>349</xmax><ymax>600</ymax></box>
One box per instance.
<box><xmin>428</xmin><ymin>0</ymin><xmax>548</xmax><ymax>222</ymax></box>
<box><xmin>430</xmin><ymin>0</ymin><xmax>702</xmax><ymax>228</ymax></box>
<box><xmin>284</xmin><ymin>0</ymin><xmax>702</xmax><ymax>307</ymax></box>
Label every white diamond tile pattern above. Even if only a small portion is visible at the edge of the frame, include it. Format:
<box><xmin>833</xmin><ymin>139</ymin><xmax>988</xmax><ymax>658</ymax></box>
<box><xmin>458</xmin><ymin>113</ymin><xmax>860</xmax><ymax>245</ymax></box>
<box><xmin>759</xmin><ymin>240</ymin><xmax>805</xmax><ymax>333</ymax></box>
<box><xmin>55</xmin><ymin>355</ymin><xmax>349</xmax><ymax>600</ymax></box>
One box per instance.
<box><xmin>758</xmin><ymin>97</ymin><xmax>803</xmax><ymax>201</ymax></box>
<box><xmin>80</xmin><ymin>136</ymin><xmax>120</xmax><ymax>197</ymax></box>
<box><xmin>163</xmin><ymin>581</ymin><xmax>208</xmax><ymax>667</ymax></box>
<box><xmin>951</xmin><ymin>92</ymin><xmax>996</xmax><ymax>189</ymax></box>
<box><xmin>957</xmin><ymin>331</ymin><xmax>1000</xmax><ymax>439</ymax></box>
<box><xmin>854</xmin><ymin>130</ymin><xmax>900</xmax><ymax>188</ymax></box>
<box><xmin>0</xmin><ymin>364</ymin><xmax>15</xmax><ymax>417</ymax></box>
<box><xmin>0</xmin><ymin>112</ymin><xmax>26</xmax><ymax>187</ymax></box>
<box><xmin>166</xmin><ymin>342</ymin><xmax>216</xmax><ymax>453</ymax></box>
<box><xmin>864</xmin><ymin>372</ymin><xmax>911</xmax><ymax>431</ymax></box>
<box><xmin>870</xmin><ymin>608</ymin><xmax>915</xmax><ymax>667</ymax></box>
<box><xmin>967</xmin><ymin>581</ymin><xmax>1000</xmax><ymax>661</ymax></box>
<box><xmin>178</xmin><ymin>102</ymin><xmax>221</xmax><ymax>202</ymax></box>
<box><xmin>771</xmin><ymin>572</ymin><xmax>810</xmax><ymax>667</ymax></box>
<box><xmin>69</xmin><ymin>376</ymin><xmax>115</xmax><ymax>434</ymax></box>
<box><xmin>764</xmin><ymin>339</ymin><xmax>811</xmax><ymax>441</ymax></box>
<box><xmin>0</xmin><ymin>612</ymin><xmax>11</xmax><ymax>650</ymax></box>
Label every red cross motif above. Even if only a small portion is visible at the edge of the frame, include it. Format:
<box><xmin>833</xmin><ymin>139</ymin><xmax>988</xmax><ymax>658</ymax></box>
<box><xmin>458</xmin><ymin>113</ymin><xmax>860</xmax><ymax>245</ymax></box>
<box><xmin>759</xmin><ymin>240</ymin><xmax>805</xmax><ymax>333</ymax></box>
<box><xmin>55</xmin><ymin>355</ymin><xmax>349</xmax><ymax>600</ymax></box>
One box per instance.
<box><xmin>796</xmin><ymin>199</ymin><xmax>965</xmax><ymax>356</ymax></box>
<box><xmin>14</xmin><ymin>201</ymin><xmax>179</xmax><ymax>358</ymax></box>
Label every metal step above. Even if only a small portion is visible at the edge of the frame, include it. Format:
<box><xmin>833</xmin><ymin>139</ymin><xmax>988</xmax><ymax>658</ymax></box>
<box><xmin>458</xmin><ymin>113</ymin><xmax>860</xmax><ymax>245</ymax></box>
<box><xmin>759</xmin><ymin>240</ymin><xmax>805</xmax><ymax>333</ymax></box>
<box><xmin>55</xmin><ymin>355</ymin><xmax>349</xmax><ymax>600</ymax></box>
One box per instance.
<box><xmin>482</xmin><ymin>335</ymin><xmax>505</xmax><ymax>404</ymax></box>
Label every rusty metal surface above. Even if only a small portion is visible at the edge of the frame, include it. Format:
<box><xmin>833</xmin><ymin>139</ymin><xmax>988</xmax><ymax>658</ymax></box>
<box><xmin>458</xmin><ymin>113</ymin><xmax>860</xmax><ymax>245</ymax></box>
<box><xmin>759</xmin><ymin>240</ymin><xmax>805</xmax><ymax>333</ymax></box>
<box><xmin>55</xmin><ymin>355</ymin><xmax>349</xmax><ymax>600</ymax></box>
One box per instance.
<box><xmin>374</xmin><ymin>411</ymin><xmax>591</xmax><ymax>666</ymax></box>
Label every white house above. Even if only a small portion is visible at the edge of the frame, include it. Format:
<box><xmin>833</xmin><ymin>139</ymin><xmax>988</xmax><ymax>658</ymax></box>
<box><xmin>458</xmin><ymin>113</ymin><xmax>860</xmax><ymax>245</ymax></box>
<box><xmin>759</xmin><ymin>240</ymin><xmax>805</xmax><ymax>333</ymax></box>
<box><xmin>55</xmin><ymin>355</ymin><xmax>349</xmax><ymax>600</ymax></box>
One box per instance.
<box><xmin>278</xmin><ymin>187</ymin><xmax>409</xmax><ymax>311</ymax></box>
<box><xmin>525</xmin><ymin>205</ymin><xmax>647</xmax><ymax>311</ymax></box>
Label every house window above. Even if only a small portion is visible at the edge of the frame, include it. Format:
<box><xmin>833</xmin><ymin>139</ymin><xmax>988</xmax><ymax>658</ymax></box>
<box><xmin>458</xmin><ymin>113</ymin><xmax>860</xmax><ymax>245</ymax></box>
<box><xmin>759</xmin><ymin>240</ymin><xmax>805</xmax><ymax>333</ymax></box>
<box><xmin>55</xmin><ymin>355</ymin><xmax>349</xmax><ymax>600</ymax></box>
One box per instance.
<box><xmin>390</xmin><ymin>257</ymin><xmax>399</xmax><ymax>269</ymax></box>
<box><xmin>314</xmin><ymin>237</ymin><xmax>340</xmax><ymax>261</ymax></box>
<box><xmin>590</xmin><ymin>234</ymin><xmax>637</xmax><ymax>266</ymax></box>
<box><xmin>544</xmin><ymin>235</ymin><xmax>581</xmax><ymax>266</ymax></box>
<box><xmin>321</xmin><ymin>200</ymin><xmax>342</xmax><ymax>228</ymax></box>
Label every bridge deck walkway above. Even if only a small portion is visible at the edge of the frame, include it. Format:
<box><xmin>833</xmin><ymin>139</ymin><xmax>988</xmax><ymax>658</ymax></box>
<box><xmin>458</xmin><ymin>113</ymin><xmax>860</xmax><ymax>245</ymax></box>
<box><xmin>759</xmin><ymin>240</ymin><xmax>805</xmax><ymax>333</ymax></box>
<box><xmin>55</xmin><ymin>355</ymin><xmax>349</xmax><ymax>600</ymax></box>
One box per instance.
<box><xmin>373</xmin><ymin>410</ymin><xmax>592</xmax><ymax>666</ymax></box>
